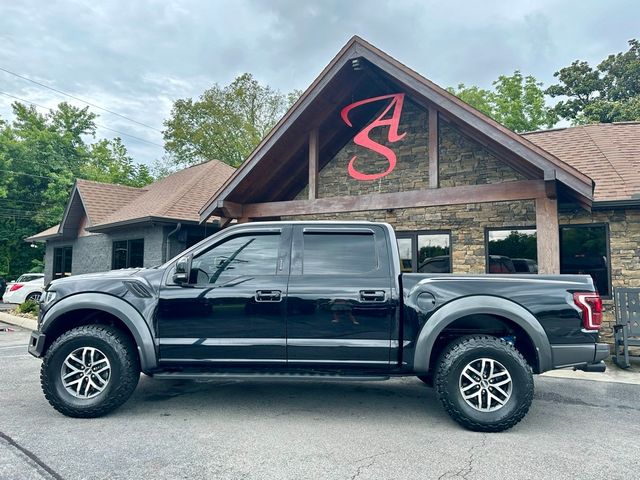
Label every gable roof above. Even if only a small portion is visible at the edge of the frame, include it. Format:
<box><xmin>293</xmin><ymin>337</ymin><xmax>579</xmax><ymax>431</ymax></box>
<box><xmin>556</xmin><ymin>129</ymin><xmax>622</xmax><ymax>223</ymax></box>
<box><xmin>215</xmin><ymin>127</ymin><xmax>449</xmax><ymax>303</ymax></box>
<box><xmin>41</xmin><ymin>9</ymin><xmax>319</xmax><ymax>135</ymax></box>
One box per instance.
<box><xmin>26</xmin><ymin>160</ymin><xmax>235</xmax><ymax>241</ymax></box>
<box><xmin>75</xmin><ymin>179</ymin><xmax>146</xmax><ymax>226</ymax></box>
<box><xmin>88</xmin><ymin>160</ymin><xmax>235</xmax><ymax>231</ymax></box>
<box><xmin>199</xmin><ymin>35</ymin><xmax>594</xmax><ymax>220</ymax></box>
<box><xmin>524</xmin><ymin>122</ymin><xmax>640</xmax><ymax>203</ymax></box>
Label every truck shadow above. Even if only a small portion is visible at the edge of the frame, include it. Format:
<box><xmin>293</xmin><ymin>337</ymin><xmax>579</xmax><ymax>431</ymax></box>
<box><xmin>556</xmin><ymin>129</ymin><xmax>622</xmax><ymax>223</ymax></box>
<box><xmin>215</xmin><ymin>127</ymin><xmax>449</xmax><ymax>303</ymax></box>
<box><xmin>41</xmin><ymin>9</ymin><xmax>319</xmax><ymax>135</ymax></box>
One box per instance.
<box><xmin>125</xmin><ymin>376</ymin><xmax>451</xmax><ymax>423</ymax></box>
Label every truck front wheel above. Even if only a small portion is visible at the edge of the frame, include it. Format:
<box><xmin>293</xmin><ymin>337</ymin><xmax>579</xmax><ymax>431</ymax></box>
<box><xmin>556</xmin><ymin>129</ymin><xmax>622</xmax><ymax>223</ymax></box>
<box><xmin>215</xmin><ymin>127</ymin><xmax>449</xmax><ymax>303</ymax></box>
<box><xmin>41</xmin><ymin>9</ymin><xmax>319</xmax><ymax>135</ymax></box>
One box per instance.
<box><xmin>434</xmin><ymin>335</ymin><xmax>533</xmax><ymax>432</ymax></box>
<box><xmin>41</xmin><ymin>325</ymin><xmax>140</xmax><ymax>418</ymax></box>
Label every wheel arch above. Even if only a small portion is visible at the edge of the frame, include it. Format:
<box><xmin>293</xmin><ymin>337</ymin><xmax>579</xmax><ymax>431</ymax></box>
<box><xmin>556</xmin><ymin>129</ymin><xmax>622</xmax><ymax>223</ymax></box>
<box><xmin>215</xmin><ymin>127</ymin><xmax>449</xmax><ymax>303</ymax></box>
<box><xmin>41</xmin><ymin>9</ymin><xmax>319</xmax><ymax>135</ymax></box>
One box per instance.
<box><xmin>40</xmin><ymin>293</ymin><xmax>157</xmax><ymax>373</ymax></box>
<box><xmin>413</xmin><ymin>296</ymin><xmax>552</xmax><ymax>374</ymax></box>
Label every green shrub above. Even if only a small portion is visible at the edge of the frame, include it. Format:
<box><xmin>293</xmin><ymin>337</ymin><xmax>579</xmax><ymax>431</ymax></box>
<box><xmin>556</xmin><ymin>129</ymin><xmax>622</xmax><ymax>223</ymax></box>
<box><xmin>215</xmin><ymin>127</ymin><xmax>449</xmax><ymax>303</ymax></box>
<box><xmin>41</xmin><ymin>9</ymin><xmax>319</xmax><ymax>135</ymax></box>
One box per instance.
<box><xmin>17</xmin><ymin>300</ymin><xmax>39</xmax><ymax>316</ymax></box>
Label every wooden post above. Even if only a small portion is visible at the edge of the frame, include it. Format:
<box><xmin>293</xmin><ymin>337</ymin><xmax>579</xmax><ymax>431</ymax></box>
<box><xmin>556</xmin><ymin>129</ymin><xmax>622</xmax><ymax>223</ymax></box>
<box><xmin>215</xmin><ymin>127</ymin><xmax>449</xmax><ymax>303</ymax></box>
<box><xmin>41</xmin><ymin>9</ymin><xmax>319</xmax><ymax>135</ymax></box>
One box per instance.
<box><xmin>308</xmin><ymin>128</ymin><xmax>319</xmax><ymax>200</ymax></box>
<box><xmin>535</xmin><ymin>196</ymin><xmax>560</xmax><ymax>274</ymax></box>
<box><xmin>428</xmin><ymin>108</ymin><xmax>439</xmax><ymax>188</ymax></box>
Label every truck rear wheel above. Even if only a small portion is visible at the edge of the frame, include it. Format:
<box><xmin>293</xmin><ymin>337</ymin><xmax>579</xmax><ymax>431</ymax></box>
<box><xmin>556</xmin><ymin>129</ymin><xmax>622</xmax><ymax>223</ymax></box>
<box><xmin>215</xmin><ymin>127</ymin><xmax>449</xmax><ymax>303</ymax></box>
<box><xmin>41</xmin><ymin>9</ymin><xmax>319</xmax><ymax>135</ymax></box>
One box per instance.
<box><xmin>434</xmin><ymin>335</ymin><xmax>533</xmax><ymax>432</ymax></box>
<box><xmin>41</xmin><ymin>325</ymin><xmax>140</xmax><ymax>418</ymax></box>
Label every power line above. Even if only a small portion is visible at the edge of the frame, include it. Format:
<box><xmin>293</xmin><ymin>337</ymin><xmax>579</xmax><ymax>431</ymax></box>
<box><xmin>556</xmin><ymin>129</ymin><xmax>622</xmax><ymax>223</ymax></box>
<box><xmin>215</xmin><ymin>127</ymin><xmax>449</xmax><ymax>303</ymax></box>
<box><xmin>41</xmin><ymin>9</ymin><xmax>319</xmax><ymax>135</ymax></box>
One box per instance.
<box><xmin>0</xmin><ymin>168</ymin><xmax>71</xmax><ymax>181</ymax></box>
<box><xmin>0</xmin><ymin>66</ymin><xmax>163</xmax><ymax>133</ymax></box>
<box><xmin>0</xmin><ymin>91</ymin><xmax>165</xmax><ymax>148</ymax></box>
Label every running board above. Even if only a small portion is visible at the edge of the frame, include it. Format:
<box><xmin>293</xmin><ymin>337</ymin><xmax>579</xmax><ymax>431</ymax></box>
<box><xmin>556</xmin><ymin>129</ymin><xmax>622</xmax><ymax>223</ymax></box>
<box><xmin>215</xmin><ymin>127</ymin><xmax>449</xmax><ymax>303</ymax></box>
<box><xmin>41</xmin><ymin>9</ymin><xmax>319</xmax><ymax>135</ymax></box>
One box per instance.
<box><xmin>152</xmin><ymin>371</ymin><xmax>390</xmax><ymax>381</ymax></box>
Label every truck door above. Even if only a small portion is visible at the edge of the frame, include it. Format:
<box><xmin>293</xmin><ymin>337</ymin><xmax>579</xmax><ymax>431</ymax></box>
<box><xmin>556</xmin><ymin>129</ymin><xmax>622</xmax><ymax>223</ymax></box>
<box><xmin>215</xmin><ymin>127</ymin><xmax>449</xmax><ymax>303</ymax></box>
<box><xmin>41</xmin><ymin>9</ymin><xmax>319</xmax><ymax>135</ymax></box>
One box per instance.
<box><xmin>285</xmin><ymin>225</ymin><xmax>394</xmax><ymax>369</ymax></box>
<box><xmin>156</xmin><ymin>225</ymin><xmax>291</xmax><ymax>365</ymax></box>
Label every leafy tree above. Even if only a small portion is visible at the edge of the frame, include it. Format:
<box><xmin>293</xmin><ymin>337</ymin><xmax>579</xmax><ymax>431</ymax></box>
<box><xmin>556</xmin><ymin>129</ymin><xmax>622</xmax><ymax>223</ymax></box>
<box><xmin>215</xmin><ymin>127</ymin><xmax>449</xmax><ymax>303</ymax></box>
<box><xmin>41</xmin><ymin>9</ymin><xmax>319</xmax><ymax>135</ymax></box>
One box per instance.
<box><xmin>448</xmin><ymin>71</ymin><xmax>556</xmax><ymax>132</ymax></box>
<box><xmin>0</xmin><ymin>102</ymin><xmax>154</xmax><ymax>278</ymax></box>
<box><xmin>163</xmin><ymin>73</ymin><xmax>301</xmax><ymax>167</ymax></box>
<box><xmin>547</xmin><ymin>39</ymin><xmax>640</xmax><ymax>123</ymax></box>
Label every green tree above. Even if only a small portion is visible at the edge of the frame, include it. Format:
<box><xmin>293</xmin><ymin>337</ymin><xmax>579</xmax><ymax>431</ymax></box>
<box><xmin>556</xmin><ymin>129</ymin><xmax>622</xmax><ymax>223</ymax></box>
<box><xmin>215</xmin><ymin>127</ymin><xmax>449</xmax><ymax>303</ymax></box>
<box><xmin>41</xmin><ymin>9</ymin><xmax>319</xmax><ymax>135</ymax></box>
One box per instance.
<box><xmin>547</xmin><ymin>39</ymin><xmax>640</xmax><ymax>123</ymax></box>
<box><xmin>448</xmin><ymin>71</ymin><xmax>556</xmax><ymax>132</ymax></box>
<box><xmin>163</xmin><ymin>73</ymin><xmax>301</xmax><ymax>167</ymax></box>
<box><xmin>0</xmin><ymin>102</ymin><xmax>154</xmax><ymax>278</ymax></box>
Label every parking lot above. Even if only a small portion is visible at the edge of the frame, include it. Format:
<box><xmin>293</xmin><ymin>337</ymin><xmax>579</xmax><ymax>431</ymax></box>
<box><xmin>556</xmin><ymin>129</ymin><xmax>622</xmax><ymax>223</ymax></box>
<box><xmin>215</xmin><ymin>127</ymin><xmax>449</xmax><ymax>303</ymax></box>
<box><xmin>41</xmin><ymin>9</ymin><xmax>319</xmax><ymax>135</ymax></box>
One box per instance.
<box><xmin>1</xmin><ymin>321</ymin><xmax>639</xmax><ymax>480</ymax></box>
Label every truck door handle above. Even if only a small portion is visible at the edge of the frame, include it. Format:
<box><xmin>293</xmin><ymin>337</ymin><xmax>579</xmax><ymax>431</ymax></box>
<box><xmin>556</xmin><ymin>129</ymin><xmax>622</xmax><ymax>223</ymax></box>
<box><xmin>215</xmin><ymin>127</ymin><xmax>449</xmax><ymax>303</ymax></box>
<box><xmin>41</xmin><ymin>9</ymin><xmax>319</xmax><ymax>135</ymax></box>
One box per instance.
<box><xmin>359</xmin><ymin>290</ymin><xmax>386</xmax><ymax>302</ymax></box>
<box><xmin>255</xmin><ymin>290</ymin><xmax>282</xmax><ymax>302</ymax></box>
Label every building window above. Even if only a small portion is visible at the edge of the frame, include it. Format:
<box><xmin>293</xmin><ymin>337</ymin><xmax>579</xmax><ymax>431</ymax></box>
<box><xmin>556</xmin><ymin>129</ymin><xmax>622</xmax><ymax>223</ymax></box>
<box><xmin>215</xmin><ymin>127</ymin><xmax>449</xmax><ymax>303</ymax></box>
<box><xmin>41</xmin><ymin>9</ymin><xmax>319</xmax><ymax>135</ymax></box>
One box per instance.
<box><xmin>486</xmin><ymin>228</ymin><xmax>537</xmax><ymax>274</ymax></box>
<box><xmin>560</xmin><ymin>224</ymin><xmax>610</xmax><ymax>297</ymax></box>
<box><xmin>112</xmin><ymin>239</ymin><xmax>144</xmax><ymax>269</ymax></box>
<box><xmin>396</xmin><ymin>231</ymin><xmax>451</xmax><ymax>273</ymax></box>
<box><xmin>53</xmin><ymin>246</ymin><xmax>72</xmax><ymax>279</ymax></box>
<box><xmin>303</xmin><ymin>232</ymin><xmax>378</xmax><ymax>275</ymax></box>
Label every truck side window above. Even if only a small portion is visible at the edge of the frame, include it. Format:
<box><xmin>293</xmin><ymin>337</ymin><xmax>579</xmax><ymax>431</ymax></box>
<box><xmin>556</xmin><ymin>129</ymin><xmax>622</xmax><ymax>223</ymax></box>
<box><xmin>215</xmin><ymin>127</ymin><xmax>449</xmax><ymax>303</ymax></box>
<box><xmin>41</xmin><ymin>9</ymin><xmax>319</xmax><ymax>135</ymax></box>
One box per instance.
<box><xmin>302</xmin><ymin>232</ymin><xmax>378</xmax><ymax>275</ymax></box>
<box><xmin>190</xmin><ymin>233</ymin><xmax>280</xmax><ymax>284</ymax></box>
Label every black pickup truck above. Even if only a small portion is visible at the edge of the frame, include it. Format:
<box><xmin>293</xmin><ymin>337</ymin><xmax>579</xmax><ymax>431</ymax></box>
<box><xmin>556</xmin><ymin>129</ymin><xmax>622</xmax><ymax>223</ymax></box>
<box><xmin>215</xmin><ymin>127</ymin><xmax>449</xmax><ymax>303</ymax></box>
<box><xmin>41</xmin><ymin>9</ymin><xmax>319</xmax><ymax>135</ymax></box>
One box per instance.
<box><xmin>29</xmin><ymin>221</ymin><xmax>608</xmax><ymax>431</ymax></box>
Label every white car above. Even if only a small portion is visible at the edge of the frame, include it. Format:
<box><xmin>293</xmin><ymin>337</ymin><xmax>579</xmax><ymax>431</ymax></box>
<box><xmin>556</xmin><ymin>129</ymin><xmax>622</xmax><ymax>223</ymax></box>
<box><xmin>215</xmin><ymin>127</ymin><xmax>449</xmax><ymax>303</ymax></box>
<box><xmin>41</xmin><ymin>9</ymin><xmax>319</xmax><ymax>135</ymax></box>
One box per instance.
<box><xmin>2</xmin><ymin>273</ymin><xmax>45</xmax><ymax>304</ymax></box>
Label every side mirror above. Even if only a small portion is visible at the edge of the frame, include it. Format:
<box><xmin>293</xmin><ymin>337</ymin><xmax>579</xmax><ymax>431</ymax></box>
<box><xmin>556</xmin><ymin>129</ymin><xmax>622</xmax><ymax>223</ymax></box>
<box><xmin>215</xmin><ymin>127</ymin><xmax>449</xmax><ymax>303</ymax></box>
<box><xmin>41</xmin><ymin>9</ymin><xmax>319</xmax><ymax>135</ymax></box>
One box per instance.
<box><xmin>173</xmin><ymin>255</ymin><xmax>192</xmax><ymax>285</ymax></box>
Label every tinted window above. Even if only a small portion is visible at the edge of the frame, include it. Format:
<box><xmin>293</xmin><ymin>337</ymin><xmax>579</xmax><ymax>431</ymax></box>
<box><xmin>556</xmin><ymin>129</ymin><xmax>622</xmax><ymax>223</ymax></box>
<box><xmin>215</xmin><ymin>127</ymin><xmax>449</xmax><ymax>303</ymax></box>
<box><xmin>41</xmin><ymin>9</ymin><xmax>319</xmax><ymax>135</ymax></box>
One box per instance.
<box><xmin>417</xmin><ymin>234</ymin><xmax>451</xmax><ymax>273</ymax></box>
<box><xmin>397</xmin><ymin>231</ymin><xmax>451</xmax><ymax>273</ymax></box>
<box><xmin>303</xmin><ymin>233</ymin><xmax>377</xmax><ymax>274</ymax></box>
<box><xmin>487</xmin><ymin>229</ymin><xmax>537</xmax><ymax>274</ymax></box>
<box><xmin>191</xmin><ymin>233</ymin><xmax>280</xmax><ymax>284</ymax></box>
<box><xmin>560</xmin><ymin>225</ymin><xmax>610</xmax><ymax>296</ymax></box>
<box><xmin>112</xmin><ymin>239</ymin><xmax>144</xmax><ymax>269</ymax></box>
<box><xmin>53</xmin><ymin>246</ymin><xmax>72</xmax><ymax>279</ymax></box>
<box><xmin>397</xmin><ymin>237</ymin><xmax>412</xmax><ymax>272</ymax></box>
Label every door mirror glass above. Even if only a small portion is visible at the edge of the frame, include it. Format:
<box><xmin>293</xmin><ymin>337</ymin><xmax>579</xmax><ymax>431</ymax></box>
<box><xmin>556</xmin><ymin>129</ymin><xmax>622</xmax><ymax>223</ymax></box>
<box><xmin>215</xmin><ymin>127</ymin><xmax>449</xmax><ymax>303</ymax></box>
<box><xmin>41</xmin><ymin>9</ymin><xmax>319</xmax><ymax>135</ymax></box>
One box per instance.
<box><xmin>173</xmin><ymin>255</ymin><xmax>192</xmax><ymax>285</ymax></box>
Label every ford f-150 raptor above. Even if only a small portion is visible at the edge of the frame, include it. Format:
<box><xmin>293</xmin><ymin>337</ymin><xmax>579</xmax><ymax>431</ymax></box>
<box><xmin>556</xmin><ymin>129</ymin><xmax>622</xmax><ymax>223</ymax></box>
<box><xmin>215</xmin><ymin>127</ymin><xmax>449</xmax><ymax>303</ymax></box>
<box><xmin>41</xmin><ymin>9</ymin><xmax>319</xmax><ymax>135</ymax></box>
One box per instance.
<box><xmin>28</xmin><ymin>221</ymin><xmax>609</xmax><ymax>431</ymax></box>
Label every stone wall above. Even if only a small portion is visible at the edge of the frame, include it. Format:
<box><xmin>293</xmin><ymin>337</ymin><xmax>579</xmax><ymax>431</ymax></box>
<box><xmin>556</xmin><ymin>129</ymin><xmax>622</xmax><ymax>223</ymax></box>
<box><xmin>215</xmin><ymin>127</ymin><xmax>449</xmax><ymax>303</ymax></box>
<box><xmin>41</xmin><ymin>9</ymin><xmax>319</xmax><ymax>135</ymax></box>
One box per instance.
<box><xmin>439</xmin><ymin>120</ymin><xmax>526</xmax><ymax>186</ymax></box>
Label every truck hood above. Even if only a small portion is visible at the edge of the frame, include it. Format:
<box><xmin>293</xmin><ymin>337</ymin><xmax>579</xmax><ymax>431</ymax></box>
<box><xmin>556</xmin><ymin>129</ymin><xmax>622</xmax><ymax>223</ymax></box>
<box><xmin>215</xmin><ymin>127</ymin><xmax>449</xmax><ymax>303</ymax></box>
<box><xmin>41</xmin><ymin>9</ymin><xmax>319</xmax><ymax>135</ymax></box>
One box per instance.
<box><xmin>48</xmin><ymin>268</ymin><xmax>142</xmax><ymax>289</ymax></box>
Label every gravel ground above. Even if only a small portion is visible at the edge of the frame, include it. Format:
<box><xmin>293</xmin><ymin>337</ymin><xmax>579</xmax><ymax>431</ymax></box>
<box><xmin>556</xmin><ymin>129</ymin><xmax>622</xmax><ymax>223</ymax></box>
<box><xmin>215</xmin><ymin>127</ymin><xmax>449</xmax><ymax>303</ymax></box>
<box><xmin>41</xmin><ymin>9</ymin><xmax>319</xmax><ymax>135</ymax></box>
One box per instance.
<box><xmin>1</xmin><ymin>321</ymin><xmax>639</xmax><ymax>480</ymax></box>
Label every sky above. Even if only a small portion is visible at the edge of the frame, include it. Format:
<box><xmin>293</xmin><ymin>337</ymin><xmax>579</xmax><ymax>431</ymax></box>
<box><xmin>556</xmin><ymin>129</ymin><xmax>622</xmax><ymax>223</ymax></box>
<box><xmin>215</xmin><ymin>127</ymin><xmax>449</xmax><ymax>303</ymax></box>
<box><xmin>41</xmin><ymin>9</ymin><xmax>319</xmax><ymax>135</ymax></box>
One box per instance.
<box><xmin>1</xmin><ymin>0</ymin><xmax>638</xmax><ymax>167</ymax></box>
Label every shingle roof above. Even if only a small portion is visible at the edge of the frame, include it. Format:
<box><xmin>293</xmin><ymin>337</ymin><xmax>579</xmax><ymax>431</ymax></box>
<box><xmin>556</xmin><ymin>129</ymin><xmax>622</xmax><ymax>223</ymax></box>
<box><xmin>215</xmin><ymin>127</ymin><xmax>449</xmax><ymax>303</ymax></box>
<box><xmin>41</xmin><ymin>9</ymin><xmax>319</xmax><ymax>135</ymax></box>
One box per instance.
<box><xmin>524</xmin><ymin>122</ymin><xmax>640</xmax><ymax>202</ymax></box>
<box><xmin>89</xmin><ymin>160</ymin><xmax>236</xmax><ymax>230</ymax></box>
<box><xmin>25</xmin><ymin>224</ymin><xmax>61</xmax><ymax>242</ymax></box>
<box><xmin>75</xmin><ymin>179</ymin><xmax>146</xmax><ymax>226</ymax></box>
<box><xmin>26</xmin><ymin>160</ymin><xmax>235</xmax><ymax>241</ymax></box>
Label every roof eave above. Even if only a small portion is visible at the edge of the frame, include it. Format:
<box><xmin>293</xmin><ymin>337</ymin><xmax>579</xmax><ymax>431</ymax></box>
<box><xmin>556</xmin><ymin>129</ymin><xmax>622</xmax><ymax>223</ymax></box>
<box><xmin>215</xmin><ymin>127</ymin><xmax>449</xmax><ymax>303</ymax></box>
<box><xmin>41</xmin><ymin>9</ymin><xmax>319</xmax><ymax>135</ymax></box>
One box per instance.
<box><xmin>87</xmin><ymin>215</ymin><xmax>220</xmax><ymax>233</ymax></box>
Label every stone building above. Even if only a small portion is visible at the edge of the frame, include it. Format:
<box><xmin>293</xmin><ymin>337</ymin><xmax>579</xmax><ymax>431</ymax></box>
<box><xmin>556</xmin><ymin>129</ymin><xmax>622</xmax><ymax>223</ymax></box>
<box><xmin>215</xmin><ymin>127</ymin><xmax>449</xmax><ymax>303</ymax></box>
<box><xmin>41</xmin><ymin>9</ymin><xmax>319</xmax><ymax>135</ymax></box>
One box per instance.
<box><xmin>200</xmin><ymin>36</ymin><xmax>640</xmax><ymax>337</ymax></box>
<box><xmin>27</xmin><ymin>160</ymin><xmax>235</xmax><ymax>283</ymax></box>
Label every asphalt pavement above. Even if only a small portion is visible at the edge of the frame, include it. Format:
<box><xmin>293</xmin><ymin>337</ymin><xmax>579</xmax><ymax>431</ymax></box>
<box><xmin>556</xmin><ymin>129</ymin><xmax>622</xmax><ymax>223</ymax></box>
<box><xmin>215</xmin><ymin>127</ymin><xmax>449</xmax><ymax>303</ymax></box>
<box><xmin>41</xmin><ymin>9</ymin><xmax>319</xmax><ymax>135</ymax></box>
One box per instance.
<box><xmin>0</xmin><ymin>302</ymin><xmax>15</xmax><ymax>311</ymax></box>
<box><xmin>1</xmin><ymin>321</ymin><xmax>640</xmax><ymax>480</ymax></box>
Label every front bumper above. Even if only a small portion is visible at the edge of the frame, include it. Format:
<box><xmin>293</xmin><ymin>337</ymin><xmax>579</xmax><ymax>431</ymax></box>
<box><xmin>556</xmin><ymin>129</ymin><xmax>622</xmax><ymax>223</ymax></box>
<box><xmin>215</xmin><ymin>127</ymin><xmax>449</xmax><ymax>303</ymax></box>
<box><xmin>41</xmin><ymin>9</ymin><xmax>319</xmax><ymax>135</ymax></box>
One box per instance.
<box><xmin>28</xmin><ymin>331</ymin><xmax>46</xmax><ymax>358</ymax></box>
<box><xmin>550</xmin><ymin>342</ymin><xmax>609</xmax><ymax>371</ymax></box>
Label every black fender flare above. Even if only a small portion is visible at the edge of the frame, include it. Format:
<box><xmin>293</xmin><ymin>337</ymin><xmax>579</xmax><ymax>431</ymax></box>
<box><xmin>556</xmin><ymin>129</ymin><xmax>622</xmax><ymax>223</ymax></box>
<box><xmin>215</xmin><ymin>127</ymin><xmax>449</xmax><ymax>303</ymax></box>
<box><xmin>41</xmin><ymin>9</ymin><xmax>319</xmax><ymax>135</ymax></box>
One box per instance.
<box><xmin>413</xmin><ymin>295</ymin><xmax>552</xmax><ymax>374</ymax></box>
<box><xmin>41</xmin><ymin>293</ymin><xmax>157</xmax><ymax>373</ymax></box>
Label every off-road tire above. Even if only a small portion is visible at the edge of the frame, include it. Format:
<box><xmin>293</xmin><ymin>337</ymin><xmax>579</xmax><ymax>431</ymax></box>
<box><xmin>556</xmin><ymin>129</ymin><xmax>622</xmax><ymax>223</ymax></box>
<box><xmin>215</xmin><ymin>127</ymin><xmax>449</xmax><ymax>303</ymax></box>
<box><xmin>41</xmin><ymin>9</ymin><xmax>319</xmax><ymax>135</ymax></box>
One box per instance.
<box><xmin>41</xmin><ymin>325</ymin><xmax>140</xmax><ymax>418</ymax></box>
<box><xmin>435</xmin><ymin>335</ymin><xmax>534</xmax><ymax>432</ymax></box>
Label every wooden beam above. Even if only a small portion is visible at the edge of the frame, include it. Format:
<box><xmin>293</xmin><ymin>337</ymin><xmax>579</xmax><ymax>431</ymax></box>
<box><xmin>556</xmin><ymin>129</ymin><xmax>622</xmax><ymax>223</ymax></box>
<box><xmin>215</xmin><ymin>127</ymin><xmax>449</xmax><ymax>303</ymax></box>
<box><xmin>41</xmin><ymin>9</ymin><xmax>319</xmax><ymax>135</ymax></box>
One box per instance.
<box><xmin>242</xmin><ymin>179</ymin><xmax>546</xmax><ymax>218</ymax></box>
<box><xmin>217</xmin><ymin>200</ymin><xmax>243</xmax><ymax>218</ymax></box>
<box><xmin>308</xmin><ymin>128</ymin><xmax>319</xmax><ymax>200</ymax></box>
<box><xmin>217</xmin><ymin>217</ymin><xmax>232</xmax><ymax>228</ymax></box>
<box><xmin>544</xmin><ymin>170</ymin><xmax>557</xmax><ymax>199</ymax></box>
<box><xmin>535</xmin><ymin>196</ymin><xmax>560</xmax><ymax>274</ymax></box>
<box><xmin>428</xmin><ymin>108</ymin><xmax>439</xmax><ymax>188</ymax></box>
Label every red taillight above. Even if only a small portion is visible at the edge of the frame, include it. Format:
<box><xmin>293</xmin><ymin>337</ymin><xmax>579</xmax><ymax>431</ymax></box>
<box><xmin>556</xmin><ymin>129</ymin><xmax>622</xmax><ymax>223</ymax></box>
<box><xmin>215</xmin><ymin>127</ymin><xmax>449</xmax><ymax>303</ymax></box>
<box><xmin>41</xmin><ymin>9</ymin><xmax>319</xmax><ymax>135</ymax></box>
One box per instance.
<box><xmin>573</xmin><ymin>292</ymin><xmax>603</xmax><ymax>330</ymax></box>
<box><xmin>9</xmin><ymin>283</ymin><xmax>23</xmax><ymax>292</ymax></box>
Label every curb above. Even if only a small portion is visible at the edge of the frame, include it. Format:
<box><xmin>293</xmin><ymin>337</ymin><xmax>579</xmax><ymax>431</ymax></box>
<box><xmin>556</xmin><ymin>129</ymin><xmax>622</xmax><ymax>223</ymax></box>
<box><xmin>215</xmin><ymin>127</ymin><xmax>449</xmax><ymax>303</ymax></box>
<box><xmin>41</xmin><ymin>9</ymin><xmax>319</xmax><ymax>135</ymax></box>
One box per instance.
<box><xmin>0</xmin><ymin>311</ymin><xmax>37</xmax><ymax>331</ymax></box>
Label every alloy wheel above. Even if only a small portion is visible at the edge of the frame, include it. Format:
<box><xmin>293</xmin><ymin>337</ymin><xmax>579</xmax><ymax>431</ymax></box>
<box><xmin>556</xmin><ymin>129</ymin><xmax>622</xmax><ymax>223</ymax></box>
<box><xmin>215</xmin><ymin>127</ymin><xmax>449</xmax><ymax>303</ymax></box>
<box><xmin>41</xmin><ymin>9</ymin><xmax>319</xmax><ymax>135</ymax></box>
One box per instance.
<box><xmin>60</xmin><ymin>347</ymin><xmax>111</xmax><ymax>399</ymax></box>
<box><xmin>459</xmin><ymin>357</ymin><xmax>512</xmax><ymax>412</ymax></box>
